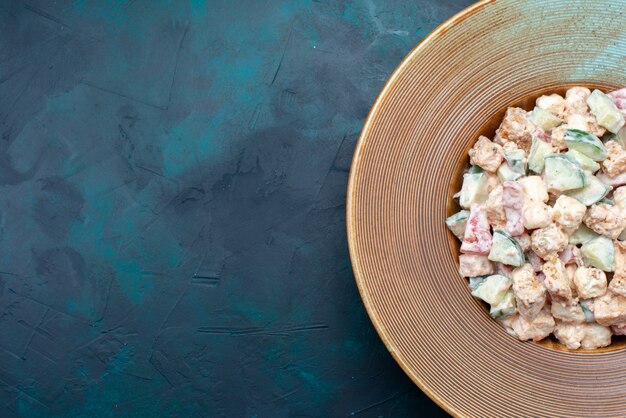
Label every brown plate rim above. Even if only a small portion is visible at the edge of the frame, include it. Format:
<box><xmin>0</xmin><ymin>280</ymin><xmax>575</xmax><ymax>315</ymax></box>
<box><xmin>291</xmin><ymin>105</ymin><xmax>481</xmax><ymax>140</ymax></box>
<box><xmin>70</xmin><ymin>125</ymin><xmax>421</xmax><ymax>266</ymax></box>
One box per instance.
<box><xmin>346</xmin><ymin>1</ymin><xmax>499</xmax><ymax>417</ymax></box>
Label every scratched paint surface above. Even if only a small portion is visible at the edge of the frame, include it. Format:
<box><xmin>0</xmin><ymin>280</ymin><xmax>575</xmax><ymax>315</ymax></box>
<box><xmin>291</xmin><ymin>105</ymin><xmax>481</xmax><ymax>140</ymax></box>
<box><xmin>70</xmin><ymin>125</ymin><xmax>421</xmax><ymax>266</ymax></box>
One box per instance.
<box><xmin>0</xmin><ymin>0</ymin><xmax>473</xmax><ymax>416</ymax></box>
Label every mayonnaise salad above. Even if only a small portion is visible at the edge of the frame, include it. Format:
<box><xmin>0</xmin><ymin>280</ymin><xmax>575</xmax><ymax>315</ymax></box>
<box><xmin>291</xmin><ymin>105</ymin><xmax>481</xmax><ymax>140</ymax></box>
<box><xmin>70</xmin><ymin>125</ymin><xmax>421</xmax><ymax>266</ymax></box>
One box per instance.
<box><xmin>448</xmin><ymin>86</ymin><xmax>626</xmax><ymax>349</ymax></box>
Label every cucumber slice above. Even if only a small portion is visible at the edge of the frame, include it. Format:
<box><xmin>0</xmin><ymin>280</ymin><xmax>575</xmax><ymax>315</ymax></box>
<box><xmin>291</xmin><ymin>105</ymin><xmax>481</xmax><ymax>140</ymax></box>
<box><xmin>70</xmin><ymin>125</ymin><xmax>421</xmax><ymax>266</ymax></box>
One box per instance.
<box><xmin>543</xmin><ymin>154</ymin><xmax>586</xmax><ymax>191</ymax></box>
<box><xmin>470</xmin><ymin>274</ymin><xmax>512</xmax><ymax>305</ymax></box>
<box><xmin>467</xmin><ymin>165</ymin><xmax>484</xmax><ymax>174</ymax></box>
<box><xmin>459</xmin><ymin>172</ymin><xmax>490</xmax><ymax>209</ymax></box>
<box><xmin>489</xmin><ymin>290</ymin><xmax>517</xmax><ymax>318</ymax></box>
<box><xmin>528</xmin><ymin>135</ymin><xmax>553</xmax><ymax>173</ymax></box>
<box><xmin>565</xmin><ymin>149</ymin><xmax>600</xmax><ymax>172</ymax></box>
<box><xmin>497</xmin><ymin>149</ymin><xmax>526</xmax><ymax>182</ymax></box>
<box><xmin>587</xmin><ymin>89</ymin><xmax>626</xmax><ymax>133</ymax></box>
<box><xmin>580</xmin><ymin>300</ymin><xmax>595</xmax><ymax>323</ymax></box>
<box><xmin>564</xmin><ymin>128</ymin><xmax>607</xmax><ymax>161</ymax></box>
<box><xmin>616</xmin><ymin>127</ymin><xmax>626</xmax><ymax>149</ymax></box>
<box><xmin>580</xmin><ymin>235</ymin><xmax>614</xmax><ymax>272</ymax></box>
<box><xmin>497</xmin><ymin>163</ymin><xmax>523</xmax><ymax>182</ymax></box>
<box><xmin>446</xmin><ymin>210</ymin><xmax>470</xmax><ymax>240</ymax></box>
<box><xmin>599</xmin><ymin>198</ymin><xmax>615</xmax><ymax>206</ymax></box>
<box><xmin>529</xmin><ymin>106</ymin><xmax>562</xmax><ymax>131</ymax></box>
<box><xmin>488</xmin><ymin>230</ymin><xmax>525</xmax><ymax>266</ymax></box>
<box><xmin>569</xmin><ymin>224</ymin><xmax>600</xmax><ymax>245</ymax></box>
<box><xmin>503</xmin><ymin>148</ymin><xmax>527</xmax><ymax>175</ymax></box>
<box><xmin>564</xmin><ymin>171</ymin><xmax>611</xmax><ymax>206</ymax></box>
<box><xmin>469</xmin><ymin>277</ymin><xmax>486</xmax><ymax>291</ymax></box>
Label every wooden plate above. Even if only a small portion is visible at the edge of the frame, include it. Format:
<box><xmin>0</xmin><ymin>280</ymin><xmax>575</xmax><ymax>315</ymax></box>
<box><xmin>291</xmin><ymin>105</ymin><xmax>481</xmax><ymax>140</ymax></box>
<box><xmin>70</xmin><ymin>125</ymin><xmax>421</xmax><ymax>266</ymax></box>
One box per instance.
<box><xmin>347</xmin><ymin>0</ymin><xmax>626</xmax><ymax>416</ymax></box>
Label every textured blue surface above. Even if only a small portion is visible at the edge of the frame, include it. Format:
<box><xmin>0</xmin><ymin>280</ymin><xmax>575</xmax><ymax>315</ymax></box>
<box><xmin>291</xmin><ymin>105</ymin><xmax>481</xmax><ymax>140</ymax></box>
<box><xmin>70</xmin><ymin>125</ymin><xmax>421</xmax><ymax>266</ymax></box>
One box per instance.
<box><xmin>0</xmin><ymin>0</ymin><xmax>473</xmax><ymax>416</ymax></box>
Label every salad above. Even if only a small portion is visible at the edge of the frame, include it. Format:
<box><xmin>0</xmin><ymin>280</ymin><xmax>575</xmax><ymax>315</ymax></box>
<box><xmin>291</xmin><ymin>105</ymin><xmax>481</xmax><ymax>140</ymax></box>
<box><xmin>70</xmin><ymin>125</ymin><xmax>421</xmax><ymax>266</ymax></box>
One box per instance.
<box><xmin>447</xmin><ymin>86</ymin><xmax>626</xmax><ymax>349</ymax></box>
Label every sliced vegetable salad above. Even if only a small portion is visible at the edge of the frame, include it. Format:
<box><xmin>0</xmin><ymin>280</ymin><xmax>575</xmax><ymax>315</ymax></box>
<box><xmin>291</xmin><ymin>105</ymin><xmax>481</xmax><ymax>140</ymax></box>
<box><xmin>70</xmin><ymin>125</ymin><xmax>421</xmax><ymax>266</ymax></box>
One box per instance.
<box><xmin>448</xmin><ymin>86</ymin><xmax>626</xmax><ymax>349</ymax></box>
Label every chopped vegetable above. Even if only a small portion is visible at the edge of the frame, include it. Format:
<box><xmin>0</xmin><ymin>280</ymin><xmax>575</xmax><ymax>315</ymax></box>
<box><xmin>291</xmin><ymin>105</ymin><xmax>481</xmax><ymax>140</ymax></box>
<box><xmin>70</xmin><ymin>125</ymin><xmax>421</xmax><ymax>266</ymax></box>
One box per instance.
<box><xmin>528</xmin><ymin>134</ymin><xmax>553</xmax><ymax>173</ymax></box>
<box><xmin>503</xmin><ymin>148</ymin><xmax>527</xmax><ymax>175</ymax></box>
<box><xmin>587</xmin><ymin>89</ymin><xmax>626</xmax><ymax>133</ymax></box>
<box><xmin>529</xmin><ymin>106</ymin><xmax>562</xmax><ymax>131</ymax></box>
<box><xmin>616</xmin><ymin>127</ymin><xmax>626</xmax><ymax>149</ymax></box>
<box><xmin>569</xmin><ymin>224</ymin><xmax>599</xmax><ymax>245</ymax></box>
<box><xmin>470</xmin><ymin>274</ymin><xmax>512</xmax><ymax>305</ymax></box>
<box><xmin>543</xmin><ymin>154</ymin><xmax>585</xmax><ymax>191</ymax></box>
<box><xmin>580</xmin><ymin>235</ymin><xmax>614</xmax><ymax>272</ymax></box>
<box><xmin>580</xmin><ymin>300</ymin><xmax>596</xmax><ymax>323</ymax></box>
<box><xmin>564</xmin><ymin>170</ymin><xmax>611</xmax><ymax>206</ymax></box>
<box><xmin>460</xmin><ymin>205</ymin><xmax>492</xmax><ymax>255</ymax></box>
<box><xmin>489</xmin><ymin>290</ymin><xmax>517</xmax><ymax>318</ymax></box>
<box><xmin>497</xmin><ymin>163</ymin><xmax>523</xmax><ymax>182</ymax></box>
<box><xmin>564</xmin><ymin>128</ymin><xmax>607</xmax><ymax>161</ymax></box>
<box><xmin>502</xmin><ymin>181</ymin><xmax>524</xmax><ymax>236</ymax></box>
<box><xmin>564</xmin><ymin>149</ymin><xmax>600</xmax><ymax>172</ymax></box>
<box><xmin>459</xmin><ymin>172</ymin><xmax>491</xmax><ymax>209</ymax></box>
<box><xmin>488</xmin><ymin>230</ymin><xmax>524</xmax><ymax>266</ymax></box>
<box><xmin>446</xmin><ymin>210</ymin><xmax>470</xmax><ymax>240</ymax></box>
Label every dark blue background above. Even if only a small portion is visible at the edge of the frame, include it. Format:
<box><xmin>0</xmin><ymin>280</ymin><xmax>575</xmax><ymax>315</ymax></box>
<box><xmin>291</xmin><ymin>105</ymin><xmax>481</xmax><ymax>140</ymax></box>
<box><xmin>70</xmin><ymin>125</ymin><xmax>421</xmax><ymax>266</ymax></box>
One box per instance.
<box><xmin>0</xmin><ymin>1</ymin><xmax>473</xmax><ymax>416</ymax></box>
